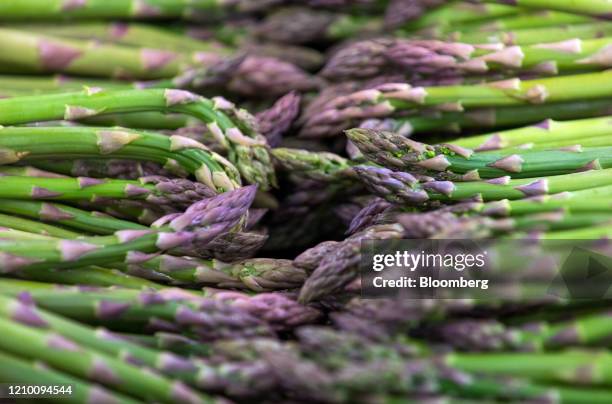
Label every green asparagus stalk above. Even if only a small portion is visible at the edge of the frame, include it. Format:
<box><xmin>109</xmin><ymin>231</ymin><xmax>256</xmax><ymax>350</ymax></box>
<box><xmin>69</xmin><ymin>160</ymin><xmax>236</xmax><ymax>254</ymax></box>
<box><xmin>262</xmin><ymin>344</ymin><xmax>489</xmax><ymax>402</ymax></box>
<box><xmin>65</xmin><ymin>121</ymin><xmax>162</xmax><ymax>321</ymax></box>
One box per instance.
<box><xmin>0</xmin><ymin>199</ymin><xmax>144</xmax><ymax>235</ymax></box>
<box><xmin>446</xmin><ymin>9</ymin><xmax>593</xmax><ymax>34</ymax></box>
<box><xmin>451</xmin><ymin>116</ymin><xmax>612</xmax><ymax>151</ymax></box>
<box><xmin>0</xmin><ymin>185</ymin><xmax>256</xmax><ymax>272</ymax></box>
<box><xmin>0</xmin><ymin>294</ymin><xmax>205</xmax><ymax>380</ymax></box>
<box><xmin>0</xmin><ymin>279</ymin><xmax>274</xmax><ymax>340</ymax></box>
<box><xmin>482</xmin><ymin>0</ymin><xmax>612</xmax><ymax>19</ymax></box>
<box><xmin>0</xmin><ymin>212</ymin><xmax>81</xmax><ymax>238</ymax></box>
<box><xmin>325</xmin><ymin>36</ymin><xmax>612</xmax><ymax>82</ymax></box>
<box><xmin>0</xmin><ymin>126</ymin><xmax>238</xmax><ymax>186</ymax></box>
<box><xmin>359</xmin><ymin>98</ymin><xmax>612</xmax><ymax>138</ymax></box>
<box><xmin>0</xmin><ymin>88</ymin><xmax>273</xmax><ymax>189</ymax></box>
<box><xmin>0</xmin><ymin>175</ymin><xmax>218</xmax><ymax>208</ymax></box>
<box><xmin>0</xmin><ymin>350</ymin><xmax>140</xmax><ymax>404</ymax></box>
<box><xmin>0</xmin><ymin>315</ymin><xmax>209</xmax><ymax>403</ymax></box>
<box><xmin>0</xmin><ymin>27</ymin><xmax>223</xmax><ymax>80</ymax></box>
<box><xmin>0</xmin><ymin>0</ymin><xmax>263</xmax><ymax>20</ymax></box>
<box><xmin>400</xmin><ymin>2</ymin><xmax>522</xmax><ymax>32</ymax></box>
<box><xmin>300</xmin><ymin>71</ymin><xmax>612</xmax><ymax>137</ymax></box>
<box><xmin>9</xmin><ymin>21</ymin><xmax>233</xmax><ymax>54</ymax></box>
<box><xmin>354</xmin><ymin>166</ymin><xmax>612</xmax><ymax>205</ymax></box>
<box><xmin>30</xmin><ymin>158</ymin><xmax>175</xmax><ymax>180</ymax></box>
<box><xmin>449</xmin><ymin>22</ymin><xmax>612</xmax><ymax>46</ymax></box>
<box><xmin>127</xmin><ymin>255</ymin><xmax>307</xmax><ymax>291</ymax></box>
<box><xmin>481</xmin><ymin>185</ymin><xmax>612</xmax><ymax>216</ymax></box>
<box><xmin>446</xmin><ymin>350</ymin><xmax>612</xmax><ymax>386</ymax></box>
<box><xmin>347</xmin><ymin>127</ymin><xmax>612</xmax><ymax>178</ymax></box>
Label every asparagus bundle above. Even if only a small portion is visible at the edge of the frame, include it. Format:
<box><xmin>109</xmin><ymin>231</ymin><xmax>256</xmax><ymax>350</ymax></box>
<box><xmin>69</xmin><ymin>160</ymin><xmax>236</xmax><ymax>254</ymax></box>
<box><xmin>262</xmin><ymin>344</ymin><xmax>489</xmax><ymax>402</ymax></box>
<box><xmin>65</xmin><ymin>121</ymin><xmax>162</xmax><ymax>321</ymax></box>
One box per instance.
<box><xmin>347</xmin><ymin>125</ymin><xmax>612</xmax><ymax>178</ymax></box>
<box><xmin>0</xmin><ymin>1</ymin><xmax>610</xmax><ymax>403</ymax></box>
<box><xmin>300</xmin><ymin>70</ymin><xmax>612</xmax><ymax>137</ymax></box>
<box><xmin>323</xmin><ymin>36</ymin><xmax>612</xmax><ymax>81</ymax></box>
<box><xmin>0</xmin><ymin>88</ymin><xmax>275</xmax><ymax>190</ymax></box>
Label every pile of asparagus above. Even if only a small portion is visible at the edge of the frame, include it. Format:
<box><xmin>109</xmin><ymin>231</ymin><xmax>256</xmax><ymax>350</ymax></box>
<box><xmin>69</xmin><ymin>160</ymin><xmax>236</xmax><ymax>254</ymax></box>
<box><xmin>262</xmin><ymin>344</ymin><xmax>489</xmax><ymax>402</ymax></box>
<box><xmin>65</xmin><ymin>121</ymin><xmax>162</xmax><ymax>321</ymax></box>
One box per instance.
<box><xmin>0</xmin><ymin>0</ymin><xmax>610</xmax><ymax>402</ymax></box>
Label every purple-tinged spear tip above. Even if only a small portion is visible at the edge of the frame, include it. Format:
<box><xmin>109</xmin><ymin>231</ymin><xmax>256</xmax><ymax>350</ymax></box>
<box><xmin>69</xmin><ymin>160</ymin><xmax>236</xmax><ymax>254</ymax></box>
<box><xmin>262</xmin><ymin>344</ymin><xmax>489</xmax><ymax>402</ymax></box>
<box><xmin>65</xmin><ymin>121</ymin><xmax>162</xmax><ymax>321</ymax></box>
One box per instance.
<box><xmin>169</xmin><ymin>185</ymin><xmax>257</xmax><ymax>233</ymax></box>
<box><xmin>256</xmin><ymin>92</ymin><xmax>301</xmax><ymax>147</ymax></box>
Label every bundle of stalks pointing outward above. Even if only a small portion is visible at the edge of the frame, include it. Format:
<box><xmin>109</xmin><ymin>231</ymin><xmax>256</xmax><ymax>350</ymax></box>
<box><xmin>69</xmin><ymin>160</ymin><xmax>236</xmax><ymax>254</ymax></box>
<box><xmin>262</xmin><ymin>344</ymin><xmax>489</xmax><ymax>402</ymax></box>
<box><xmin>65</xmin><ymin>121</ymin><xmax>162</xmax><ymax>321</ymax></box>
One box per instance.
<box><xmin>0</xmin><ymin>1</ymin><xmax>610</xmax><ymax>403</ymax></box>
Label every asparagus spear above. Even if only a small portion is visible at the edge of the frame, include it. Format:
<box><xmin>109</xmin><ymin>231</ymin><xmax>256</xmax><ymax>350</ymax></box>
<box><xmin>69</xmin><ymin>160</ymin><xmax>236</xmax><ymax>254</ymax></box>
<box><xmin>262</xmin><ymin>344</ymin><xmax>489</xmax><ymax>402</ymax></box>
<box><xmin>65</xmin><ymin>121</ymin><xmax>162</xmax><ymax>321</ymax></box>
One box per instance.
<box><xmin>0</xmin><ymin>27</ymin><xmax>227</xmax><ymax>79</ymax></box>
<box><xmin>0</xmin><ymin>175</ymin><xmax>219</xmax><ymax>209</ymax></box>
<box><xmin>353</xmin><ymin>166</ymin><xmax>612</xmax><ymax>205</ymax></box>
<box><xmin>450</xmin><ymin>116</ymin><xmax>612</xmax><ymax>151</ymax></box>
<box><xmin>481</xmin><ymin>186</ymin><xmax>612</xmax><ymax>216</ymax></box>
<box><xmin>0</xmin><ymin>185</ymin><xmax>256</xmax><ymax>272</ymax></box>
<box><xmin>0</xmin><ymin>350</ymin><xmax>140</xmax><ymax>404</ymax></box>
<box><xmin>347</xmin><ymin>127</ymin><xmax>612</xmax><ymax>178</ymax></box>
<box><xmin>482</xmin><ymin>0</ymin><xmax>612</xmax><ymax>19</ymax></box>
<box><xmin>0</xmin><ymin>212</ymin><xmax>81</xmax><ymax>238</ymax></box>
<box><xmin>323</xmin><ymin>36</ymin><xmax>612</xmax><ymax>81</ymax></box>
<box><xmin>359</xmin><ymin>98</ymin><xmax>612</xmax><ymax>138</ymax></box>
<box><xmin>9</xmin><ymin>21</ymin><xmax>233</xmax><ymax>54</ymax></box>
<box><xmin>0</xmin><ymin>279</ymin><xmax>275</xmax><ymax>340</ymax></box>
<box><xmin>456</xmin><ymin>9</ymin><xmax>593</xmax><ymax>32</ymax></box>
<box><xmin>0</xmin><ymin>88</ymin><xmax>273</xmax><ymax>189</ymax></box>
<box><xmin>32</xmin><ymin>158</ymin><xmax>176</xmax><ymax>180</ymax></box>
<box><xmin>300</xmin><ymin>70</ymin><xmax>612</xmax><ymax>137</ymax></box>
<box><xmin>271</xmin><ymin>147</ymin><xmax>357</xmax><ymax>183</ymax></box>
<box><xmin>0</xmin><ymin>0</ymin><xmax>278</xmax><ymax>20</ymax></box>
<box><xmin>0</xmin><ymin>126</ymin><xmax>238</xmax><ymax>185</ymax></box>
<box><xmin>446</xmin><ymin>350</ymin><xmax>612</xmax><ymax>386</ymax></box>
<box><xmin>0</xmin><ymin>199</ymin><xmax>146</xmax><ymax>234</ymax></box>
<box><xmin>449</xmin><ymin>22</ymin><xmax>612</xmax><ymax>46</ymax></box>
<box><xmin>127</xmin><ymin>255</ymin><xmax>306</xmax><ymax>291</ymax></box>
<box><xmin>431</xmin><ymin>310</ymin><xmax>612</xmax><ymax>352</ymax></box>
<box><xmin>0</xmin><ymin>315</ymin><xmax>209</xmax><ymax>403</ymax></box>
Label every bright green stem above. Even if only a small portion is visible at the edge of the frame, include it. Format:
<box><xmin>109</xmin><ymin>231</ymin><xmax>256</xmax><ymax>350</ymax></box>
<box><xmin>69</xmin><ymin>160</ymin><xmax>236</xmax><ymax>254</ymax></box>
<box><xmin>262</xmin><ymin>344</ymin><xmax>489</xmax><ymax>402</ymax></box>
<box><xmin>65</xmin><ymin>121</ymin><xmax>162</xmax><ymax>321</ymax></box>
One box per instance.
<box><xmin>447</xmin><ymin>350</ymin><xmax>612</xmax><ymax>386</ymax></box>
<box><xmin>391</xmin><ymin>99</ymin><xmax>612</xmax><ymax>135</ymax></box>
<box><xmin>0</xmin><ymin>88</ymin><xmax>271</xmax><ymax>189</ymax></box>
<box><xmin>451</xmin><ymin>9</ymin><xmax>592</xmax><ymax>33</ymax></box>
<box><xmin>9</xmin><ymin>22</ymin><xmax>233</xmax><ymax>54</ymax></box>
<box><xmin>0</xmin><ymin>316</ymin><xmax>208</xmax><ymax>403</ymax></box>
<box><xmin>0</xmin><ymin>175</ymin><xmax>170</xmax><ymax>200</ymax></box>
<box><xmin>0</xmin><ymin>28</ymin><xmax>190</xmax><ymax>79</ymax></box>
<box><xmin>0</xmin><ymin>125</ymin><xmax>226</xmax><ymax>184</ymax></box>
<box><xmin>0</xmin><ymin>350</ymin><xmax>140</xmax><ymax>404</ymax></box>
<box><xmin>471</xmin><ymin>36</ymin><xmax>612</xmax><ymax>74</ymax></box>
<box><xmin>0</xmin><ymin>212</ymin><xmax>80</xmax><ymax>238</ymax></box>
<box><xmin>441</xmin><ymin>375</ymin><xmax>612</xmax><ymax>403</ymax></box>
<box><xmin>541</xmin><ymin>224</ymin><xmax>612</xmax><ymax>239</ymax></box>
<box><xmin>0</xmin><ymin>229</ymin><xmax>170</xmax><ymax>272</ymax></box>
<box><xmin>401</xmin><ymin>2</ymin><xmax>521</xmax><ymax>32</ymax></box>
<box><xmin>0</xmin><ymin>280</ymin><xmax>197</xmax><ymax>329</ymax></box>
<box><xmin>438</xmin><ymin>169</ymin><xmax>612</xmax><ymax>201</ymax></box>
<box><xmin>0</xmin><ymin>294</ymin><xmax>202</xmax><ymax>384</ymax></box>
<box><xmin>511</xmin><ymin>212</ymin><xmax>612</xmax><ymax>232</ymax></box>
<box><xmin>448</xmin><ymin>147</ymin><xmax>612</xmax><ymax>178</ymax></box>
<box><xmin>395</xmin><ymin>71</ymin><xmax>612</xmax><ymax>109</ymax></box>
<box><xmin>486</xmin><ymin>186</ymin><xmax>612</xmax><ymax>216</ymax></box>
<box><xmin>23</xmin><ymin>266</ymin><xmax>165</xmax><ymax>289</ymax></box>
<box><xmin>0</xmin><ymin>0</ymin><xmax>229</xmax><ymax>20</ymax></box>
<box><xmin>483</xmin><ymin>0</ymin><xmax>612</xmax><ymax>19</ymax></box>
<box><xmin>0</xmin><ymin>199</ymin><xmax>145</xmax><ymax>235</ymax></box>
<box><xmin>452</xmin><ymin>23</ymin><xmax>612</xmax><ymax>46</ymax></box>
<box><xmin>453</xmin><ymin>116</ymin><xmax>612</xmax><ymax>150</ymax></box>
